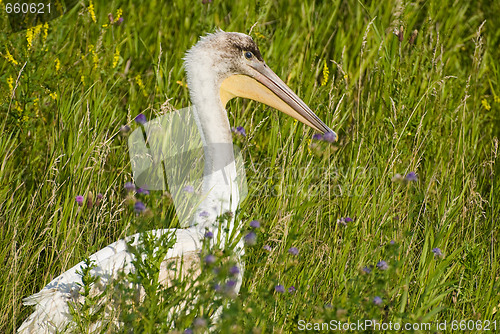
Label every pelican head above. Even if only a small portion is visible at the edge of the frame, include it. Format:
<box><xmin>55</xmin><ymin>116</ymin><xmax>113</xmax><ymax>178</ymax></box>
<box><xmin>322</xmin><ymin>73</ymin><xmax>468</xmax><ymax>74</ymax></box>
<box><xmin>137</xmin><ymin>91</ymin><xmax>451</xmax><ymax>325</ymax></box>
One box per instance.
<box><xmin>184</xmin><ymin>31</ymin><xmax>336</xmax><ymax>137</ymax></box>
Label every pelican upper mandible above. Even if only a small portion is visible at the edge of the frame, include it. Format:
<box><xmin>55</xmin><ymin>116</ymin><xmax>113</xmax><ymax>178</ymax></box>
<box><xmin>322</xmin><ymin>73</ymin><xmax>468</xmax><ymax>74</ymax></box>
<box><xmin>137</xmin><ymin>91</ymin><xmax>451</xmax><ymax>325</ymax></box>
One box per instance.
<box><xmin>18</xmin><ymin>30</ymin><xmax>336</xmax><ymax>333</ymax></box>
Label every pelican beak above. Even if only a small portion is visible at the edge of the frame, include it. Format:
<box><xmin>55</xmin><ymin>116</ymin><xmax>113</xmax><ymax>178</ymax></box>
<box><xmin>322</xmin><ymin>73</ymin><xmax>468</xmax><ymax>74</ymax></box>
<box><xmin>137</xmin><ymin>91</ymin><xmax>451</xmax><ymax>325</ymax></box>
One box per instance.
<box><xmin>220</xmin><ymin>62</ymin><xmax>336</xmax><ymax>138</ymax></box>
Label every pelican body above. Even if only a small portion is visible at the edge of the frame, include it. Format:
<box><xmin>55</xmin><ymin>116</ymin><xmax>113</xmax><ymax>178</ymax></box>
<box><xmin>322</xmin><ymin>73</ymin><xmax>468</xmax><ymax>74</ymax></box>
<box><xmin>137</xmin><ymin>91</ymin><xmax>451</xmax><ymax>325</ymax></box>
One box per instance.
<box><xmin>18</xmin><ymin>31</ymin><xmax>335</xmax><ymax>333</ymax></box>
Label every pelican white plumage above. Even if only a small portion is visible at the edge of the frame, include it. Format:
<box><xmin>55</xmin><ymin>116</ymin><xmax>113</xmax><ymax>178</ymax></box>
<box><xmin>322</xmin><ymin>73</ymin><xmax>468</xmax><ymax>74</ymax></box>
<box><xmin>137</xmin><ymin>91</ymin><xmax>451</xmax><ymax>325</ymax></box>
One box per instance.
<box><xmin>18</xmin><ymin>30</ymin><xmax>336</xmax><ymax>333</ymax></box>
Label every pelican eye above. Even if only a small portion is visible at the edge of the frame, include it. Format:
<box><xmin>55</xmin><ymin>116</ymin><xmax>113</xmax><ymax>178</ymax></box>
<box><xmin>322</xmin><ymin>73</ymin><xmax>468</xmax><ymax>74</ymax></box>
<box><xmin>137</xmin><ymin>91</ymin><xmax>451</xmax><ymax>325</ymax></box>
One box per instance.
<box><xmin>244</xmin><ymin>51</ymin><xmax>254</xmax><ymax>60</ymax></box>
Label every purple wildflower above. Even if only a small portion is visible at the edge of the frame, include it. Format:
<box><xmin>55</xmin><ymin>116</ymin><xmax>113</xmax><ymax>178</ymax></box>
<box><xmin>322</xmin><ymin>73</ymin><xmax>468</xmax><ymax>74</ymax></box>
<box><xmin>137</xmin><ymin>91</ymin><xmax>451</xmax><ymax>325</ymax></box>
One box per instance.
<box><xmin>136</xmin><ymin>187</ymin><xmax>149</xmax><ymax>195</ymax></box>
<box><xmin>432</xmin><ymin>247</ymin><xmax>443</xmax><ymax>257</ymax></box>
<box><xmin>390</xmin><ymin>240</ymin><xmax>395</xmax><ymax>245</ymax></box>
<box><xmin>249</xmin><ymin>220</ymin><xmax>260</xmax><ymax>228</ymax></box>
<box><xmin>199</xmin><ymin>211</ymin><xmax>209</xmax><ymax>218</ymax></box>
<box><xmin>373</xmin><ymin>296</ymin><xmax>383</xmax><ymax>306</ymax></box>
<box><xmin>183</xmin><ymin>185</ymin><xmax>194</xmax><ymax>193</ymax></box>
<box><xmin>134</xmin><ymin>113</ymin><xmax>147</xmax><ymax>125</ymax></box>
<box><xmin>312</xmin><ymin>133</ymin><xmax>323</xmax><ymax>140</ymax></box>
<box><xmin>225</xmin><ymin>280</ymin><xmax>237</xmax><ymax>297</ymax></box>
<box><xmin>120</xmin><ymin>125</ymin><xmax>130</xmax><ymax>134</ymax></box>
<box><xmin>202</xmin><ymin>0</ymin><xmax>212</xmax><ymax>4</ymax></box>
<box><xmin>376</xmin><ymin>260</ymin><xmax>389</xmax><ymax>270</ymax></box>
<box><xmin>244</xmin><ymin>231</ymin><xmax>257</xmax><ymax>245</ymax></box>
<box><xmin>275</xmin><ymin>285</ymin><xmax>285</xmax><ymax>293</ymax></box>
<box><xmin>288</xmin><ymin>286</ymin><xmax>296</xmax><ymax>293</ymax></box>
<box><xmin>75</xmin><ymin>195</ymin><xmax>84</xmax><ymax>206</ymax></box>
<box><xmin>125</xmin><ymin>182</ymin><xmax>135</xmax><ymax>192</ymax></box>
<box><xmin>405</xmin><ymin>172</ymin><xmax>418</xmax><ymax>182</ymax></box>
<box><xmin>229</xmin><ymin>265</ymin><xmax>240</xmax><ymax>276</ymax></box>
<box><xmin>116</xmin><ymin>17</ymin><xmax>124</xmax><ymax>25</ymax></box>
<box><xmin>204</xmin><ymin>254</ymin><xmax>216</xmax><ymax>265</ymax></box>
<box><xmin>204</xmin><ymin>231</ymin><xmax>214</xmax><ymax>239</ymax></box>
<box><xmin>323</xmin><ymin>132</ymin><xmax>336</xmax><ymax>143</ymax></box>
<box><xmin>337</xmin><ymin>217</ymin><xmax>352</xmax><ymax>226</ymax></box>
<box><xmin>96</xmin><ymin>193</ymin><xmax>103</xmax><ymax>206</ymax></box>
<box><xmin>288</xmin><ymin>247</ymin><xmax>299</xmax><ymax>255</ymax></box>
<box><xmin>263</xmin><ymin>245</ymin><xmax>272</xmax><ymax>252</ymax></box>
<box><xmin>236</xmin><ymin>126</ymin><xmax>246</xmax><ymax>137</ymax></box>
<box><xmin>225</xmin><ymin>280</ymin><xmax>237</xmax><ymax>289</ymax></box>
<box><xmin>184</xmin><ymin>329</ymin><xmax>193</xmax><ymax>334</ymax></box>
<box><xmin>231</xmin><ymin>126</ymin><xmax>246</xmax><ymax>137</ymax></box>
<box><xmin>213</xmin><ymin>283</ymin><xmax>222</xmax><ymax>292</ymax></box>
<box><xmin>362</xmin><ymin>266</ymin><xmax>372</xmax><ymax>274</ymax></box>
<box><xmin>134</xmin><ymin>201</ymin><xmax>146</xmax><ymax>213</ymax></box>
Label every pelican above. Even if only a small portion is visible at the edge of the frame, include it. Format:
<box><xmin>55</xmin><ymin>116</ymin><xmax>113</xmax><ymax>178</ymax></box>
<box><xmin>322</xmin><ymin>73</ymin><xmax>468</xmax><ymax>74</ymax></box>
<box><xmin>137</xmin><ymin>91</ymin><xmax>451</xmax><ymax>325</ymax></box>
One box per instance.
<box><xmin>18</xmin><ymin>30</ymin><xmax>336</xmax><ymax>333</ymax></box>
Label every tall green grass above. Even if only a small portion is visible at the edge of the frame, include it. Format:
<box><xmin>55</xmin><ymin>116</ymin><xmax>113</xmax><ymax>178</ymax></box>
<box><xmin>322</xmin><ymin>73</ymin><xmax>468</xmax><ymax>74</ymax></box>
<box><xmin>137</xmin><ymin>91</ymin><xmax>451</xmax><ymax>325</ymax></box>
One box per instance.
<box><xmin>1</xmin><ymin>0</ymin><xmax>499</xmax><ymax>332</ymax></box>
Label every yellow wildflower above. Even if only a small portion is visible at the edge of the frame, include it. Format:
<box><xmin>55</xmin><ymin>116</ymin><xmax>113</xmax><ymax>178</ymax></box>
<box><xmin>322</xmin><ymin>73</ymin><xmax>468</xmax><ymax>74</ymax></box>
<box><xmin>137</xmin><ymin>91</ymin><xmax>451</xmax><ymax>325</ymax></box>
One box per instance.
<box><xmin>22</xmin><ymin>114</ymin><xmax>30</xmax><ymax>122</ymax></box>
<box><xmin>321</xmin><ymin>61</ymin><xmax>329</xmax><ymax>86</ymax></box>
<box><xmin>34</xmin><ymin>24</ymin><xmax>42</xmax><ymax>35</ymax></box>
<box><xmin>254</xmin><ymin>32</ymin><xmax>266</xmax><ymax>39</ymax></box>
<box><xmin>4</xmin><ymin>49</ymin><xmax>18</xmax><ymax>65</ymax></box>
<box><xmin>7</xmin><ymin>76</ymin><xmax>14</xmax><ymax>94</ymax></box>
<box><xmin>114</xmin><ymin>8</ymin><xmax>123</xmax><ymax>22</ymax></box>
<box><xmin>88</xmin><ymin>0</ymin><xmax>97</xmax><ymax>23</ymax></box>
<box><xmin>87</xmin><ymin>45</ymin><xmax>98</xmax><ymax>69</ymax></box>
<box><xmin>49</xmin><ymin>92</ymin><xmax>57</xmax><ymax>100</ymax></box>
<box><xmin>494</xmin><ymin>95</ymin><xmax>500</xmax><ymax>104</ymax></box>
<box><xmin>14</xmin><ymin>101</ymin><xmax>22</xmax><ymax>112</ymax></box>
<box><xmin>481</xmin><ymin>99</ymin><xmax>491</xmax><ymax>111</ymax></box>
<box><xmin>112</xmin><ymin>48</ymin><xmax>120</xmax><ymax>68</ymax></box>
<box><xmin>43</xmin><ymin>23</ymin><xmax>49</xmax><ymax>43</ymax></box>
<box><xmin>26</xmin><ymin>23</ymin><xmax>43</xmax><ymax>50</ymax></box>
<box><xmin>81</xmin><ymin>75</ymin><xmax>85</xmax><ymax>84</ymax></box>
<box><xmin>34</xmin><ymin>98</ymin><xmax>39</xmax><ymax>116</ymax></box>
<box><xmin>135</xmin><ymin>75</ymin><xmax>148</xmax><ymax>97</ymax></box>
<box><xmin>93</xmin><ymin>54</ymin><xmax>98</xmax><ymax>69</ymax></box>
<box><xmin>55</xmin><ymin>58</ymin><xmax>61</xmax><ymax>72</ymax></box>
<box><xmin>176</xmin><ymin>80</ymin><xmax>187</xmax><ymax>88</ymax></box>
<box><xmin>55</xmin><ymin>0</ymin><xmax>63</xmax><ymax>14</ymax></box>
<box><xmin>26</xmin><ymin>28</ymin><xmax>34</xmax><ymax>50</ymax></box>
<box><xmin>102</xmin><ymin>24</ymin><xmax>108</xmax><ymax>28</ymax></box>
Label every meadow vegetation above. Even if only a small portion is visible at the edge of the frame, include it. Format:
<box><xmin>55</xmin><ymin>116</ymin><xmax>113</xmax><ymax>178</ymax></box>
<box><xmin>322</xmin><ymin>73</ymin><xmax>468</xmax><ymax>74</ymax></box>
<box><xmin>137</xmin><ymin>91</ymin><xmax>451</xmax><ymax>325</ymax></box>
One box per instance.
<box><xmin>1</xmin><ymin>0</ymin><xmax>499</xmax><ymax>332</ymax></box>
